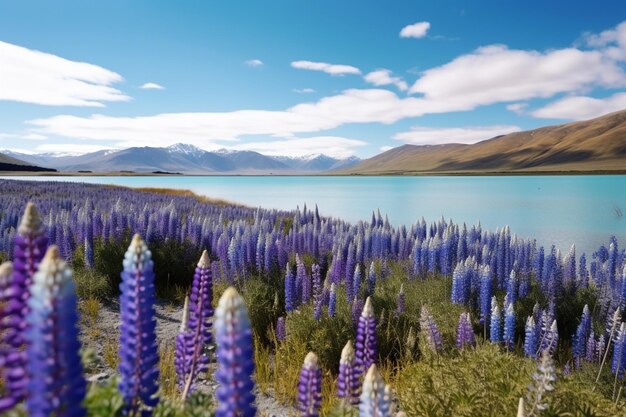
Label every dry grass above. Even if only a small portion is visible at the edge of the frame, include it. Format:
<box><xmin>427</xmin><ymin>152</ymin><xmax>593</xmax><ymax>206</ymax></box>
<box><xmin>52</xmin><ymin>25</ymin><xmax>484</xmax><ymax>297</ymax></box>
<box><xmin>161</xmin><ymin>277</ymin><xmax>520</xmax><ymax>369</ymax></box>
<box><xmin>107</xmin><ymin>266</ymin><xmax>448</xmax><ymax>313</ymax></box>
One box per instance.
<box><xmin>102</xmin><ymin>338</ymin><xmax>120</xmax><ymax>370</ymax></box>
<box><xmin>159</xmin><ymin>342</ymin><xmax>179</xmax><ymax>401</ymax></box>
<box><xmin>80</xmin><ymin>297</ymin><xmax>101</xmax><ymax>326</ymax></box>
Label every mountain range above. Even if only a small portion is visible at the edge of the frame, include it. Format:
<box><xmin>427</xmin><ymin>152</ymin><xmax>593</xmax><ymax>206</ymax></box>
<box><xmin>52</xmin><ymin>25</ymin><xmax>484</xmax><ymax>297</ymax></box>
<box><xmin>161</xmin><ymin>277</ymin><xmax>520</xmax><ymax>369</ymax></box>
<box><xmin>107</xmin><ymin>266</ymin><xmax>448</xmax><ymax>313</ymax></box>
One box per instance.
<box><xmin>338</xmin><ymin>109</ymin><xmax>626</xmax><ymax>174</ymax></box>
<box><xmin>2</xmin><ymin>144</ymin><xmax>360</xmax><ymax>174</ymax></box>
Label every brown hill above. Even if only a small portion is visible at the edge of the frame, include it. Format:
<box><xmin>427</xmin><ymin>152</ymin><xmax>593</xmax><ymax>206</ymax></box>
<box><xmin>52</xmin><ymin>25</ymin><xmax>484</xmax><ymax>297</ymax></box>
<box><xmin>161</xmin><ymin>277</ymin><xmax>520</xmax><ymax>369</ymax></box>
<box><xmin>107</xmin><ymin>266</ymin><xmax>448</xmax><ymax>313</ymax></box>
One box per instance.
<box><xmin>340</xmin><ymin>110</ymin><xmax>626</xmax><ymax>174</ymax></box>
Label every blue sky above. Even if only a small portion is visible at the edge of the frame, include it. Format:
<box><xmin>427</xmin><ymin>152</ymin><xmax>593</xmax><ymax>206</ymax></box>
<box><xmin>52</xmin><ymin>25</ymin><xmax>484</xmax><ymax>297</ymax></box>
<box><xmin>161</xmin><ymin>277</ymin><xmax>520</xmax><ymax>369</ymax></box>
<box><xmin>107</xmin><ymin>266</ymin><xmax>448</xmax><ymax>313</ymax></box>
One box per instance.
<box><xmin>1</xmin><ymin>0</ymin><xmax>626</xmax><ymax>158</ymax></box>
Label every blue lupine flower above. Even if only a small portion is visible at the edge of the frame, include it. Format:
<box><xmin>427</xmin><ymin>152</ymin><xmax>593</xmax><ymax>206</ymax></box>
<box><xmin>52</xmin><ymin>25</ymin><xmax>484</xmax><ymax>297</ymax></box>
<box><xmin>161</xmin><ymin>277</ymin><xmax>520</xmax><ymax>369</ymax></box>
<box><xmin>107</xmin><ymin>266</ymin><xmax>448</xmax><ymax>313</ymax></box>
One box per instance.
<box><xmin>456</xmin><ymin>312</ymin><xmax>475</xmax><ymax>349</ymax></box>
<box><xmin>612</xmin><ymin>322</ymin><xmax>626</xmax><ymax>378</ymax></box>
<box><xmin>503</xmin><ymin>303</ymin><xmax>515</xmax><ymax>351</ymax></box>
<box><xmin>479</xmin><ymin>266</ymin><xmax>492</xmax><ymax>326</ymax></box>
<box><xmin>352</xmin><ymin>264</ymin><xmax>361</xmax><ymax>302</ymax></box>
<box><xmin>26</xmin><ymin>246</ymin><xmax>86</xmax><ymax>417</ymax></box>
<box><xmin>524</xmin><ymin>316</ymin><xmax>537</xmax><ymax>358</ymax></box>
<box><xmin>359</xmin><ymin>365</ymin><xmax>391</xmax><ymax>417</ymax></box>
<box><xmin>215</xmin><ymin>287</ymin><xmax>256</xmax><ymax>417</ymax></box>
<box><xmin>118</xmin><ymin>234</ymin><xmax>160</xmax><ymax>416</ymax></box>
<box><xmin>490</xmin><ymin>299</ymin><xmax>501</xmax><ymax>344</ymax></box>
<box><xmin>297</xmin><ymin>352</ymin><xmax>322</xmax><ymax>417</ymax></box>
<box><xmin>285</xmin><ymin>265</ymin><xmax>295</xmax><ymax>312</ymax></box>
<box><xmin>328</xmin><ymin>283</ymin><xmax>337</xmax><ymax>318</ymax></box>
<box><xmin>356</xmin><ymin>297</ymin><xmax>377</xmax><ymax>376</ymax></box>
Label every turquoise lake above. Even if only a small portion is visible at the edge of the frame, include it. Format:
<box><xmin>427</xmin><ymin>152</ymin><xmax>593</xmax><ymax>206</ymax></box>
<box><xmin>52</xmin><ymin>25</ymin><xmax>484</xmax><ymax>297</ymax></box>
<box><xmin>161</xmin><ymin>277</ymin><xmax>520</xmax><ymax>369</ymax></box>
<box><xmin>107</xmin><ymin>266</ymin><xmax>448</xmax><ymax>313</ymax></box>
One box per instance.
<box><xmin>4</xmin><ymin>175</ymin><xmax>626</xmax><ymax>255</ymax></box>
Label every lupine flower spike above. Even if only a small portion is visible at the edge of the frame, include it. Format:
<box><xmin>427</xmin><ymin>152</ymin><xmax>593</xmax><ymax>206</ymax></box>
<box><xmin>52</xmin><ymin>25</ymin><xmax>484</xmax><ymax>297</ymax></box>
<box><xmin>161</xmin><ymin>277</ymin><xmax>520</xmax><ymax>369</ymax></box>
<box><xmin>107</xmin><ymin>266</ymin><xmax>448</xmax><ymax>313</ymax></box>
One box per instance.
<box><xmin>525</xmin><ymin>350</ymin><xmax>556</xmax><ymax>417</ymax></box>
<box><xmin>175</xmin><ymin>297</ymin><xmax>193</xmax><ymax>392</ymax></box>
<box><xmin>337</xmin><ymin>340</ymin><xmax>360</xmax><ymax>406</ymax></box>
<box><xmin>26</xmin><ymin>246</ymin><xmax>86</xmax><ymax>417</ymax></box>
<box><xmin>420</xmin><ymin>306</ymin><xmax>443</xmax><ymax>353</ymax></box>
<box><xmin>118</xmin><ymin>234</ymin><xmax>160</xmax><ymax>416</ymax></box>
<box><xmin>215</xmin><ymin>287</ymin><xmax>256</xmax><ymax>417</ymax></box>
<box><xmin>1</xmin><ymin>203</ymin><xmax>48</xmax><ymax>410</ymax></box>
<box><xmin>181</xmin><ymin>250</ymin><xmax>214</xmax><ymax>399</ymax></box>
<box><xmin>298</xmin><ymin>352</ymin><xmax>322</xmax><ymax>417</ymax></box>
<box><xmin>276</xmin><ymin>316</ymin><xmax>287</xmax><ymax>341</ymax></box>
<box><xmin>359</xmin><ymin>365</ymin><xmax>392</xmax><ymax>417</ymax></box>
<box><xmin>456</xmin><ymin>312</ymin><xmax>475</xmax><ymax>349</ymax></box>
<box><xmin>356</xmin><ymin>297</ymin><xmax>378</xmax><ymax>376</ymax></box>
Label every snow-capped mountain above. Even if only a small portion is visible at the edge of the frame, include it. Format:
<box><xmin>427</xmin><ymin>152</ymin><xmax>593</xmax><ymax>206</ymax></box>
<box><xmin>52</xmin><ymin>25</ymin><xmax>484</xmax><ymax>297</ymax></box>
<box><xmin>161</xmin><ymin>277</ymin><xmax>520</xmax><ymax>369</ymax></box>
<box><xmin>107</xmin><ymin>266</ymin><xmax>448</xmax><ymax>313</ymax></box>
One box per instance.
<box><xmin>3</xmin><ymin>144</ymin><xmax>360</xmax><ymax>174</ymax></box>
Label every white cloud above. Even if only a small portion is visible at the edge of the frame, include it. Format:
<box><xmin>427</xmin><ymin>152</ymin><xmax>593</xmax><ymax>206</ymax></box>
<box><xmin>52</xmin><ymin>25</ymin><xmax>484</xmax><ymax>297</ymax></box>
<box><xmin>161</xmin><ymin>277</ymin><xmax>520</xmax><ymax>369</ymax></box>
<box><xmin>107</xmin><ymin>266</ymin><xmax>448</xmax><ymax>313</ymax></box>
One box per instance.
<box><xmin>400</xmin><ymin>21</ymin><xmax>431</xmax><ymax>39</ymax></box>
<box><xmin>140</xmin><ymin>82</ymin><xmax>165</xmax><ymax>90</ymax></box>
<box><xmin>364</xmin><ymin>69</ymin><xmax>408</xmax><ymax>91</ymax></box>
<box><xmin>506</xmin><ymin>103</ymin><xmax>528</xmax><ymax>112</ymax></box>
<box><xmin>409</xmin><ymin>44</ymin><xmax>626</xmax><ymax>107</ymax></box>
<box><xmin>583</xmin><ymin>21</ymin><xmax>626</xmax><ymax>60</ymax></box>
<box><xmin>292</xmin><ymin>88</ymin><xmax>316</xmax><ymax>94</ymax></box>
<box><xmin>0</xmin><ymin>132</ymin><xmax>47</xmax><ymax>140</ymax></box>
<box><xmin>291</xmin><ymin>60</ymin><xmax>361</xmax><ymax>76</ymax></box>
<box><xmin>531</xmin><ymin>92</ymin><xmax>626</xmax><ymax>120</ymax></box>
<box><xmin>28</xmin><ymin>89</ymin><xmax>444</xmax><ymax>147</ymax></box>
<box><xmin>228</xmin><ymin>136</ymin><xmax>366</xmax><ymax>158</ymax></box>
<box><xmin>0</xmin><ymin>40</ymin><xmax>129</xmax><ymax>107</ymax></box>
<box><xmin>245</xmin><ymin>59</ymin><xmax>264</xmax><ymax>67</ymax></box>
<box><xmin>393</xmin><ymin>125</ymin><xmax>522</xmax><ymax>145</ymax></box>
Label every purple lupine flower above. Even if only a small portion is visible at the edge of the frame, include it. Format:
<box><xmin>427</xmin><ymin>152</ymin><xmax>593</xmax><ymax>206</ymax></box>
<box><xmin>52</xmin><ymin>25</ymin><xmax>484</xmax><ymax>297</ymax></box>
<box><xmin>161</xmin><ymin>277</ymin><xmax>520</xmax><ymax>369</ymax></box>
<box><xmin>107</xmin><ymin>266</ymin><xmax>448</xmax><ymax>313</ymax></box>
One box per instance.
<box><xmin>503</xmin><ymin>303</ymin><xmax>516</xmax><ymax>351</ymax></box>
<box><xmin>490</xmin><ymin>299</ymin><xmax>502</xmax><ymax>344</ymax></box>
<box><xmin>26</xmin><ymin>246</ymin><xmax>86</xmax><ymax>417</ymax></box>
<box><xmin>297</xmin><ymin>352</ymin><xmax>322</xmax><ymax>417</ymax></box>
<box><xmin>420</xmin><ymin>306</ymin><xmax>443</xmax><ymax>353</ymax></box>
<box><xmin>285</xmin><ymin>265</ymin><xmax>295</xmax><ymax>312</ymax></box>
<box><xmin>585</xmin><ymin>331</ymin><xmax>596</xmax><ymax>362</ymax></box>
<box><xmin>1</xmin><ymin>203</ymin><xmax>48</xmax><ymax>410</ymax></box>
<box><xmin>118</xmin><ymin>234</ymin><xmax>160</xmax><ymax>416</ymax></box>
<box><xmin>215</xmin><ymin>287</ymin><xmax>256</xmax><ymax>417</ymax></box>
<box><xmin>573</xmin><ymin>305</ymin><xmax>591</xmax><ymax>367</ymax></box>
<box><xmin>395</xmin><ymin>284</ymin><xmax>406</xmax><ymax>318</ymax></box>
<box><xmin>524</xmin><ymin>316</ymin><xmax>537</xmax><ymax>358</ymax></box>
<box><xmin>356</xmin><ymin>297</ymin><xmax>378</xmax><ymax>376</ymax></box>
<box><xmin>540</xmin><ymin>320</ymin><xmax>559</xmax><ymax>357</ymax></box>
<box><xmin>175</xmin><ymin>297</ymin><xmax>193</xmax><ymax>391</ymax></box>
<box><xmin>351</xmin><ymin>298</ymin><xmax>364</xmax><ymax>329</ymax></box>
<box><xmin>367</xmin><ymin>262</ymin><xmax>376</xmax><ymax>296</ymax></box>
<box><xmin>276</xmin><ymin>316</ymin><xmax>287</xmax><ymax>342</ymax></box>
<box><xmin>359</xmin><ymin>365</ymin><xmax>392</xmax><ymax>417</ymax></box>
<box><xmin>451</xmin><ymin>262</ymin><xmax>465</xmax><ymax>304</ymax></box>
<box><xmin>181</xmin><ymin>250</ymin><xmax>214</xmax><ymax>398</ymax></box>
<box><xmin>456</xmin><ymin>312</ymin><xmax>475</xmax><ymax>349</ymax></box>
<box><xmin>328</xmin><ymin>283</ymin><xmax>337</xmax><ymax>318</ymax></box>
<box><xmin>337</xmin><ymin>340</ymin><xmax>359</xmax><ymax>406</ymax></box>
<box><xmin>312</xmin><ymin>264</ymin><xmax>323</xmax><ymax>320</ymax></box>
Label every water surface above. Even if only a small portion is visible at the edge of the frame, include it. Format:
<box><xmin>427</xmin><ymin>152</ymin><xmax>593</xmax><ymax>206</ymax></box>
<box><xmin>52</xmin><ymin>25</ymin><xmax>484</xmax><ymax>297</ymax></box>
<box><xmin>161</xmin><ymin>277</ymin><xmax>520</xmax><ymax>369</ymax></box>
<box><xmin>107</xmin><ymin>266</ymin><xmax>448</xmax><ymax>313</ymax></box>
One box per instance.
<box><xmin>3</xmin><ymin>175</ymin><xmax>625</xmax><ymax>255</ymax></box>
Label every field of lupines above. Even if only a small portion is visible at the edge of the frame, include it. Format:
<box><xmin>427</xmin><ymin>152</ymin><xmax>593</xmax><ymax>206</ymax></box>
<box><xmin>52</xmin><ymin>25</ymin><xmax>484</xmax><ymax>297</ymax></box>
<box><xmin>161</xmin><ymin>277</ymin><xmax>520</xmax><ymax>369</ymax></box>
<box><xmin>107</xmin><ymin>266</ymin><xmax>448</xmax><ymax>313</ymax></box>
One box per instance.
<box><xmin>1</xmin><ymin>179</ymin><xmax>626</xmax><ymax>416</ymax></box>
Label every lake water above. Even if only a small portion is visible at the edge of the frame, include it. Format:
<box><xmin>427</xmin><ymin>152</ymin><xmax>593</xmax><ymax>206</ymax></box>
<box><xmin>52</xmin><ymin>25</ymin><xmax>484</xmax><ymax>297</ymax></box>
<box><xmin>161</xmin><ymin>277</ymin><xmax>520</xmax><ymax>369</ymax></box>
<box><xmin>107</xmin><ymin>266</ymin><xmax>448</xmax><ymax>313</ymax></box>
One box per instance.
<box><xmin>3</xmin><ymin>175</ymin><xmax>626</xmax><ymax>255</ymax></box>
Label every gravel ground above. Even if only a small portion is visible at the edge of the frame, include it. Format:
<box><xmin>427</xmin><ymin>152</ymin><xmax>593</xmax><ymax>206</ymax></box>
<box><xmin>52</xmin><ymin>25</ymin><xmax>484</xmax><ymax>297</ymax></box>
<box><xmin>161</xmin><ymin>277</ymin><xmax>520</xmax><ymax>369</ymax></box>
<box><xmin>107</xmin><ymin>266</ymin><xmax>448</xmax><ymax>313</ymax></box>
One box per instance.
<box><xmin>80</xmin><ymin>301</ymin><xmax>294</xmax><ymax>417</ymax></box>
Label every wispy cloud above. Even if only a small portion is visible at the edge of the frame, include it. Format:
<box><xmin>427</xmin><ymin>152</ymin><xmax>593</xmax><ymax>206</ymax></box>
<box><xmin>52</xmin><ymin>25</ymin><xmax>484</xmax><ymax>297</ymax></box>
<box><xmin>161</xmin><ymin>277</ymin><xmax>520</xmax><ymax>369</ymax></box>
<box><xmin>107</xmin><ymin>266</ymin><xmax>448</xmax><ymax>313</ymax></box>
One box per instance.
<box><xmin>400</xmin><ymin>21</ymin><xmax>431</xmax><ymax>39</ymax></box>
<box><xmin>291</xmin><ymin>60</ymin><xmax>361</xmax><ymax>76</ymax></box>
<box><xmin>229</xmin><ymin>136</ymin><xmax>366</xmax><ymax>158</ymax></box>
<box><xmin>531</xmin><ymin>92</ymin><xmax>626</xmax><ymax>120</ymax></box>
<box><xmin>34</xmin><ymin>143</ymin><xmax>115</xmax><ymax>155</ymax></box>
<box><xmin>245</xmin><ymin>59</ymin><xmax>264</xmax><ymax>67</ymax></box>
<box><xmin>0</xmin><ymin>40</ymin><xmax>129</xmax><ymax>107</ymax></box>
<box><xmin>0</xmin><ymin>132</ymin><xmax>47</xmax><ymax>140</ymax></box>
<box><xmin>364</xmin><ymin>69</ymin><xmax>408</xmax><ymax>91</ymax></box>
<box><xmin>393</xmin><ymin>125</ymin><xmax>521</xmax><ymax>145</ymax></box>
<box><xmin>292</xmin><ymin>88</ymin><xmax>316</xmax><ymax>94</ymax></box>
<box><xmin>140</xmin><ymin>82</ymin><xmax>165</xmax><ymax>90</ymax></box>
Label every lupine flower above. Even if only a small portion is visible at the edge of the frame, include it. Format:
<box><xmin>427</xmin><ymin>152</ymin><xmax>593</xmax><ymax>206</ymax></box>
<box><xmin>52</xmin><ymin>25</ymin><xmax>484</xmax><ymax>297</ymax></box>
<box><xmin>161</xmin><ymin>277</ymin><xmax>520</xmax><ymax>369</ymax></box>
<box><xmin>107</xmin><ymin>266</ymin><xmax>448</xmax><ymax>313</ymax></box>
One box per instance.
<box><xmin>351</xmin><ymin>298</ymin><xmax>364</xmax><ymax>329</ymax></box>
<box><xmin>118</xmin><ymin>234</ymin><xmax>160</xmax><ymax>416</ymax></box>
<box><xmin>175</xmin><ymin>297</ymin><xmax>193</xmax><ymax>391</ymax></box>
<box><xmin>525</xmin><ymin>350</ymin><xmax>556</xmax><ymax>416</ymax></box>
<box><xmin>479</xmin><ymin>266</ymin><xmax>492</xmax><ymax>326</ymax></box>
<box><xmin>352</xmin><ymin>264</ymin><xmax>362</xmax><ymax>301</ymax></box>
<box><xmin>524</xmin><ymin>316</ymin><xmax>537</xmax><ymax>358</ymax></box>
<box><xmin>285</xmin><ymin>265</ymin><xmax>295</xmax><ymax>312</ymax></box>
<box><xmin>180</xmin><ymin>250</ymin><xmax>214</xmax><ymax>398</ymax></box>
<box><xmin>456</xmin><ymin>312</ymin><xmax>475</xmax><ymax>348</ymax></box>
<box><xmin>1</xmin><ymin>203</ymin><xmax>48</xmax><ymax>410</ymax></box>
<box><xmin>312</xmin><ymin>264</ymin><xmax>323</xmax><ymax>320</ymax></box>
<box><xmin>573</xmin><ymin>305</ymin><xmax>591</xmax><ymax>367</ymax></box>
<box><xmin>276</xmin><ymin>316</ymin><xmax>287</xmax><ymax>341</ymax></box>
<box><xmin>359</xmin><ymin>365</ymin><xmax>391</xmax><ymax>417</ymax></box>
<box><xmin>540</xmin><ymin>320</ymin><xmax>559</xmax><ymax>356</ymax></box>
<box><xmin>490</xmin><ymin>300</ymin><xmax>502</xmax><ymax>344</ymax></box>
<box><xmin>356</xmin><ymin>297</ymin><xmax>378</xmax><ymax>375</ymax></box>
<box><xmin>395</xmin><ymin>284</ymin><xmax>406</xmax><ymax>317</ymax></box>
<box><xmin>585</xmin><ymin>331</ymin><xmax>597</xmax><ymax>362</ymax></box>
<box><xmin>298</xmin><ymin>352</ymin><xmax>322</xmax><ymax>417</ymax></box>
<box><xmin>611</xmin><ymin>322</ymin><xmax>626</xmax><ymax>378</ymax></box>
<box><xmin>367</xmin><ymin>262</ymin><xmax>376</xmax><ymax>296</ymax></box>
<box><xmin>26</xmin><ymin>246</ymin><xmax>86</xmax><ymax>417</ymax></box>
<box><xmin>328</xmin><ymin>283</ymin><xmax>337</xmax><ymax>317</ymax></box>
<box><xmin>420</xmin><ymin>306</ymin><xmax>443</xmax><ymax>353</ymax></box>
<box><xmin>337</xmin><ymin>340</ymin><xmax>359</xmax><ymax>406</ymax></box>
<box><xmin>215</xmin><ymin>287</ymin><xmax>256</xmax><ymax>417</ymax></box>
<box><xmin>503</xmin><ymin>303</ymin><xmax>515</xmax><ymax>351</ymax></box>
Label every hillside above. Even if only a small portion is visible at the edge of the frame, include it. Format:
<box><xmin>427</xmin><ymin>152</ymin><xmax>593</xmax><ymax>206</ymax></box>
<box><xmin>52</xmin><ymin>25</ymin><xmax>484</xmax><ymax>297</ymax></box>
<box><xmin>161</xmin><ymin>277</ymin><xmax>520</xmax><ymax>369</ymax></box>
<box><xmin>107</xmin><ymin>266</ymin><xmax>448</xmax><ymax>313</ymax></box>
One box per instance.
<box><xmin>339</xmin><ymin>110</ymin><xmax>626</xmax><ymax>174</ymax></box>
<box><xmin>0</xmin><ymin>152</ymin><xmax>56</xmax><ymax>172</ymax></box>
